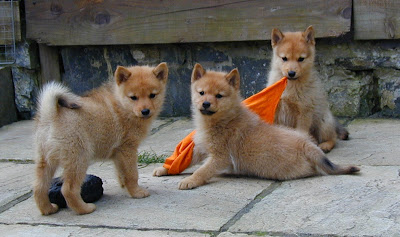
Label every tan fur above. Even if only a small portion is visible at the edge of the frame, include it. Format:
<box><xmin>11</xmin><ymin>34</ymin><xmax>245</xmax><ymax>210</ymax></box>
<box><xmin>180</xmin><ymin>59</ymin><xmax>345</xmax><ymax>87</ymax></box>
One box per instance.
<box><xmin>267</xmin><ymin>26</ymin><xmax>348</xmax><ymax>153</ymax></box>
<box><xmin>178</xmin><ymin>64</ymin><xmax>359</xmax><ymax>190</ymax></box>
<box><xmin>34</xmin><ymin>63</ymin><xmax>168</xmax><ymax>215</ymax></box>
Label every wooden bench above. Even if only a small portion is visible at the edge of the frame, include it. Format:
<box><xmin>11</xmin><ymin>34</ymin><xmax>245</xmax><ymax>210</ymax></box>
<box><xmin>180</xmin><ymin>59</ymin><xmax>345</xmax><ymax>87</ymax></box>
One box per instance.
<box><xmin>19</xmin><ymin>0</ymin><xmax>400</xmax><ymax>83</ymax></box>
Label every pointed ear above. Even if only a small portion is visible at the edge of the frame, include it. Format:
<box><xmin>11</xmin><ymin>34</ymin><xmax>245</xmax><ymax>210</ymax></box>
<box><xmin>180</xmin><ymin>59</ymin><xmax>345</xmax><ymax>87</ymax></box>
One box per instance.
<box><xmin>304</xmin><ymin>25</ymin><xmax>315</xmax><ymax>45</ymax></box>
<box><xmin>225</xmin><ymin>68</ymin><xmax>240</xmax><ymax>90</ymax></box>
<box><xmin>191</xmin><ymin>63</ymin><xmax>206</xmax><ymax>83</ymax></box>
<box><xmin>153</xmin><ymin>62</ymin><xmax>168</xmax><ymax>82</ymax></box>
<box><xmin>115</xmin><ymin>66</ymin><xmax>132</xmax><ymax>85</ymax></box>
<box><xmin>271</xmin><ymin>28</ymin><xmax>284</xmax><ymax>47</ymax></box>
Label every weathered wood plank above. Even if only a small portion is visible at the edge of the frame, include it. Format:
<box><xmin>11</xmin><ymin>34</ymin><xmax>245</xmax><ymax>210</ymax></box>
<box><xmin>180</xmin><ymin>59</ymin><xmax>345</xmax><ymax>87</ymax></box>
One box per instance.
<box><xmin>38</xmin><ymin>44</ymin><xmax>61</xmax><ymax>85</ymax></box>
<box><xmin>25</xmin><ymin>0</ymin><xmax>351</xmax><ymax>45</ymax></box>
<box><xmin>0</xmin><ymin>1</ymin><xmax>21</xmax><ymax>44</ymax></box>
<box><xmin>354</xmin><ymin>0</ymin><xmax>400</xmax><ymax>40</ymax></box>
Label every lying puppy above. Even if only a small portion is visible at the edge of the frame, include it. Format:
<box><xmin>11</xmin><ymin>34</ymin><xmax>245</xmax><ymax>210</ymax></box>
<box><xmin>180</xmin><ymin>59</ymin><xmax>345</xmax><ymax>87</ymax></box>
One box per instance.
<box><xmin>34</xmin><ymin>63</ymin><xmax>168</xmax><ymax>215</ymax></box>
<box><xmin>178</xmin><ymin>63</ymin><xmax>359</xmax><ymax>190</ymax></box>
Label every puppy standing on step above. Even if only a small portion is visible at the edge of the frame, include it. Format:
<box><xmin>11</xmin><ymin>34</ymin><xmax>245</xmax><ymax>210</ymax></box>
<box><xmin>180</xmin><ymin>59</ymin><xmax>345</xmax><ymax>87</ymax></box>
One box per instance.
<box><xmin>34</xmin><ymin>63</ymin><xmax>168</xmax><ymax>215</ymax></box>
<box><xmin>178</xmin><ymin>64</ymin><xmax>359</xmax><ymax>190</ymax></box>
<box><xmin>267</xmin><ymin>26</ymin><xmax>348</xmax><ymax>152</ymax></box>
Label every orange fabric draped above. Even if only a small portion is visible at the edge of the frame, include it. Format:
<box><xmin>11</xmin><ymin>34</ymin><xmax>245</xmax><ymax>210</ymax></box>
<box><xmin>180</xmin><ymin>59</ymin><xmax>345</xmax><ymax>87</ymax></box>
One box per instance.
<box><xmin>163</xmin><ymin>77</ymin><xmax>288</xmax><ymax>175</ymax></box>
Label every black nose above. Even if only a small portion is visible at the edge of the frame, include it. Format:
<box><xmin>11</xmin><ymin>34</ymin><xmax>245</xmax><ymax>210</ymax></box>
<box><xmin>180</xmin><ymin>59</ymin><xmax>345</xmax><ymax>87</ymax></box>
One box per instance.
<box><xmin>202</xmin><ymin>101</ymin><xmax>211</xmax><ymax>109</ymax></box>
<box><xmin>288</xmin><ymin>71</ymin><xmax>296</xmax><ymax>78</ymax></box>
<box><xmin>141</xmin><ymin>109</ymin><xmax>150</xmax><ymax>116</ymax></box>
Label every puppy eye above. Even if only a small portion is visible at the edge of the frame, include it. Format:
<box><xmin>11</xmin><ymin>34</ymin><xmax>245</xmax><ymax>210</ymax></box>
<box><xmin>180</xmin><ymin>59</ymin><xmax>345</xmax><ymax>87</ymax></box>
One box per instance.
<box><xmin>149</xmin><ymin>93</ymin><xmax>156</xmax><ymax>99</ymax></box>
<box><xmin>298</xmin><ymin>57</ymin><xmax>305</xmax><ymax>62</ymax></box>
<box><xmin>282</xmin><ymin>57</ymin><xmax>288</xmax><ymax>62</ymax></box>
<box><xmin>199</xmin><ymin>91</ymin><xmax>204</xmax><ymax>96</ymax></box>
<box><xmin>216</xmin><ymin>94</ymin><xmax>223</xmax><ymax>99</ymax></box>
<box><xmin>130</xmin><ymin>96</ymin><xmax>137</xmax><ymax>101</ymax></box>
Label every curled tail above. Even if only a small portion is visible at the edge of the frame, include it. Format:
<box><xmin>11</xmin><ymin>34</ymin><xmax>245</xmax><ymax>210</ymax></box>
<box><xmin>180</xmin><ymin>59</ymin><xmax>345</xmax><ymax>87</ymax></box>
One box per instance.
<box><xmin>37</xmin><ymin>82</ymin><xmax>81</xmax><ymax>121</ymax></box>
<box><xmin>319</xmin><ymin>157</ymin><xmax>360</xmax><ymax>175</ymax></box>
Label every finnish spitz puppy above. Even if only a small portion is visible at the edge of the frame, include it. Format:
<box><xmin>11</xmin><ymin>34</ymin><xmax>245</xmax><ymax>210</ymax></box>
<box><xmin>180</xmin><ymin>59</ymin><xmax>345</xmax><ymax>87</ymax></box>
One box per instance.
<box><xmin>34</xmin><ymin>63</ymin><xmax>168</xmax><ymax>215</ymax></box>
<box><xmin>267</xmin><ymin>26</ymin><xmax>349</xmax><ymax>152</ymax></box>
<box><xmin>178</xmin><ymin>63</ymin><xmax>359</xmax><ymax>190</ymax></box>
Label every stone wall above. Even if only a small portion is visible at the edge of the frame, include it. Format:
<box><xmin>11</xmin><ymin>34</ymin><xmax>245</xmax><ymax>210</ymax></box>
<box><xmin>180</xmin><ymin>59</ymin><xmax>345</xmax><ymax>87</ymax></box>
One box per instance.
<box><xmin>59</xmin><ymin>39</ymin><xmax>400</xmax><ymax>118</ymax></box>
<box><xmin>3</xmin><ymin>38</ymin><xmax>400</xmax><ymax>123</ymax></box>
<box><xmin>10</xmin><ymin>39</ymin><xmax>40</xmax><ymax>120</ymax></box>
<box><xmin>0</xmin><ymin>67</ymin><xmax>17</xmax><ymax>127</ymax></box>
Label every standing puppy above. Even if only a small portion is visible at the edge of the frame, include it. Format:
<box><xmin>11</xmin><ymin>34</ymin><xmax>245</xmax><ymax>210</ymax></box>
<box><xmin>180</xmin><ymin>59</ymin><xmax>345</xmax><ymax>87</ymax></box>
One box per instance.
<box><xmin>267</xmin><ymin>26</ymin><xmax>348</xmax><ymax>152</ymax></box>
<box><xmin>178</xmin><ymin>64</ymin><xmax>359</xmax><ymax>190</ymax></box>
<box><xmin>34</xmin><ymin>63</ymin><xmax>168</xmax><ymax>215</ymax></box>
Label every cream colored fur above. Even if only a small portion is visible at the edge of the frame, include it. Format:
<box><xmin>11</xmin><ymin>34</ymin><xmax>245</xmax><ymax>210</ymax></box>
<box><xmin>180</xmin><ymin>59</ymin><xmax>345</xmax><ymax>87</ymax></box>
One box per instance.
<box><xmin>34</xmin><ymin>63</ymin><xmax>168</xmax><ymax>215</ymax></box>
<box><xmin>267</xmin><ymin>26</ymin><xmax>348</xmax><ymax>152</ymax></box>
<box><xmin>178</xmin><ymin>64</ymin><xmax>359</xmax><ymax>190</ymax></box>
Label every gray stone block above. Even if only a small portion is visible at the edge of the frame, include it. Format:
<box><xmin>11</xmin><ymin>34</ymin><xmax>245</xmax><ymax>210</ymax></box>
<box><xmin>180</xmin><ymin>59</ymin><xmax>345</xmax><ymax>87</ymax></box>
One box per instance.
<box><xmin>11</xmin><ymin>67</ymin><xmax>39</xmax><ymax>119</ymax></box>
<box><xmin>317</xmin><ymin>65</ymin><xmax>374</xmax><ymax>117</ymax></box>
<box><xmin>61</xmin><ymin>47</ymin><xmax>110</xmax><ymax>95</ymax></box>
<box><xmin>14</xmin><ymin>40</ymin><xmax>40</xmax><ymax>69</ymax></box>
<box><xmin>159</xmin><ymin>44</ymin><xmax>193</xmax><ymax>117</ymax></box>
<box><xmin>0</xmin><ymin>67</ymin><xmax>17</xmax><ymax>127</ymax></box>
<box><xmin>61</xmin><ymin>46</ymin><xmax>136</xmax><ymax>95</ymax></box>
<box><xmin>51</xmin><ymin>40</ymin><xmax>400</xmax><ymax>118</ymax></box>
<box><xmin>375</xmin><ymin>68</ymin><xmax>400</xmax><ymax>117</ymax></box>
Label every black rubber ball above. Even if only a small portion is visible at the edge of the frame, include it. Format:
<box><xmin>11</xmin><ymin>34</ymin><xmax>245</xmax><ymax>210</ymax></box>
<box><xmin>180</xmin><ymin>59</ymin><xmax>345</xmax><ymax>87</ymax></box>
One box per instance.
<box><xmin>48</xmin><ymin>174</ymin><xmax>104</xmax><ymax>208</ymax></box>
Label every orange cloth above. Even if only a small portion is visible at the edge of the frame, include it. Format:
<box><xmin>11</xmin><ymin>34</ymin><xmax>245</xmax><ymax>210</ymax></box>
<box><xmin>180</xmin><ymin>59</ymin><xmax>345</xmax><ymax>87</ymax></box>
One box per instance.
<box><xmin>163</xmin><ymin>77</ymin><xmax>288</xmax><ymax>175</ymax></box>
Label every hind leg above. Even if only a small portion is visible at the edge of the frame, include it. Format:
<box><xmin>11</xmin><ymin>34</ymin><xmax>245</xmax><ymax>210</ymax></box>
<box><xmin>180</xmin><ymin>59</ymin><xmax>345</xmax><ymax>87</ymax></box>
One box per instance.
<box><xmin>318</xmin><ymin>124</ymin><xmax>337</xmax><ymax>153</ymax></box>
<box><xmin>34</xmin><ymin>156</ymin><xmax>59</xmax><ymax>215</ymax></box>
<box><xmin>335</xmin><ymin>119</ymin><xmax>349</xmax><ymax>140</ymax></box>
<box><xmin>318</xmin><ymin>140</ymin><xmax>336</xmax><ymax>153</ymax></box>
<box><xmin>316</xmin><ymin>113</ymin><xmax>337</xmax><ymax>153</ymax></box>
<box><xmin>61</xmin><ymin>159</ymin><xmax>95</xmax><ymax>215</ymax></box>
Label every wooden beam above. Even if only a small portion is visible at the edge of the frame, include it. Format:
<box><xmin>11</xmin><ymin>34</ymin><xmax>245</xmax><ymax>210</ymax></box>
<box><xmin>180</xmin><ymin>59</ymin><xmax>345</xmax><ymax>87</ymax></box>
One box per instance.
<box><xmin>354</xmin><ymin>0</ymin><xmax>400</xmax><ymax>40</ymax></box>
<box><xmin>25</xmin><ymin>0</ymin><xmax>351</xmax><ymax>45</ymax></box>
<box><xmin>38</xmin><ymin>44</ymin><xmax>61</xmax><ymax>85</ymax></box>
<box><xmin>0</xmin><ymin>1</ymin><xmax>21</xmax><ymax>44</ymax></box>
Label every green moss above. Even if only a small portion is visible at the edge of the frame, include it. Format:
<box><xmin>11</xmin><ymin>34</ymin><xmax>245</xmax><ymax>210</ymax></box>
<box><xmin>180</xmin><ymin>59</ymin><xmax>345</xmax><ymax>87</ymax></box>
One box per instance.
<box><xmin>138</xmin><ymin>151</ymin><xmax>167</xmax><ymax>164</ymax></box>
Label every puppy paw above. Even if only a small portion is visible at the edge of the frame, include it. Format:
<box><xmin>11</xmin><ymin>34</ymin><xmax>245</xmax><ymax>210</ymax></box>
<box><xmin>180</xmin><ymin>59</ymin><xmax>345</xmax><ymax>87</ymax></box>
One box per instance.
<box><xmin>75</xmin><ymin>203</ymin><xmax>96</xmax><ymax>215</ymax></box>
<box><xmin>41</xmin><ymin>203</ymin><xmax>59</xmax><ymax>216</ymax></box>
<box><xmin>319</xmin><ymin>142</ymin><xmax>334</xmax><ymax>153</ymax></box>
<box><xmin>130</xmin><ymin>186</ymin><xmax>150</xmax><ymax>198</ymax></box>
<box><xmin>152</xmin><ymin>167</ymin><xmax>168</xmax><ymax>177</ymax></box>
<box><xmin>178</xmin><ymin>177</ymin><xmax>202</xmax><ymax>190</ymax></box>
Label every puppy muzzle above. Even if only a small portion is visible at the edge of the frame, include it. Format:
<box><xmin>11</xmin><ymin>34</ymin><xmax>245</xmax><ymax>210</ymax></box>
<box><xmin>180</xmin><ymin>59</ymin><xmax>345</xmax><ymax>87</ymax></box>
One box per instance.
<box><xmin>200</xmin><ymin>109</ymin><xmax>216</xmax><ymax>115</ymax></box>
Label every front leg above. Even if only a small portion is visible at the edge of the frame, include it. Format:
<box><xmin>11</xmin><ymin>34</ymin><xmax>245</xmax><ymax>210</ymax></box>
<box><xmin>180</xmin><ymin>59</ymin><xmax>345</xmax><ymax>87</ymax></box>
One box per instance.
<box><xmin>179</xmin><ymin>155</ymin><xmax>230</xmax><ymax>190</ymax></box>
<box><xmin>113</xmin><ymin>148</ymin><xmax>149</xmax><ymax>198</ymax></box>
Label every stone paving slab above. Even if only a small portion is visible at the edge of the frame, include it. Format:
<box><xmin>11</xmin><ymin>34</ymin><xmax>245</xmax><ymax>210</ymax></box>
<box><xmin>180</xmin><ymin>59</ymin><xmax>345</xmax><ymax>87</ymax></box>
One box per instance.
<box><xmin>218</xmin><ymin>233</ymin><xmax>274</xmax><ymax>237</ymax></box>
<box><xmin>0</xmin><ymin>118</ymin><xmax>399</xmax><ymax>236</ymax></box>
<box><xmin>0</xmin><ymin>163</ymin><xmax>273</xmax><ymax>232</ymax></box>
<box><xmin>0</xmin><ymin>120</ymin><xmax>34</xmax><ymax>161</ymax></box>
<box><xmin>0</xmin><ymin>118</ymin><xmax>192</xmax><ymax>162</ymax></box>
<box><xmin>139</xmin><ymin>117</ymin><xmax>194</xmax><ymax>156</ymax></box>
<box><xmin>0</xmin><ymin>163</ymin><xmax>34</xmax><ymax>212</ymax></box>
<box><xmin>0</xmin><ymin>224</ymin><xmax>210</xmax><ymax>237</ymax></box>
<box><xmin>229</xmin><ymin>165</ymin><xmax>400</xmax><ymax>236</ymax></box>
<box><xmin>327</xmin><ymin>119</ymin><xmax>400</xmax><ymax>166</ymax></box>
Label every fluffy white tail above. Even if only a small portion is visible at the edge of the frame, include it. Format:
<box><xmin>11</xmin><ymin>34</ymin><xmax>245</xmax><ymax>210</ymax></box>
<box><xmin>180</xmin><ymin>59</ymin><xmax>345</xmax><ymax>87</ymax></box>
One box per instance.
<box><xmin>37</xmin><ymin>82</ymin><xmax>81</xmax><ymax>121</ymax></box>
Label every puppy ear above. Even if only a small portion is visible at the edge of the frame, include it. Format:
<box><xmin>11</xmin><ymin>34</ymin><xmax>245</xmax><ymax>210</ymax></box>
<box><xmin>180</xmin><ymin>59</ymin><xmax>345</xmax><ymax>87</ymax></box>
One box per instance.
<box><xmin>191</xmin><ymin>63</ymin><xmax>206</xmax><ymax>83</ymax></box>
<box><xmin>115</xmin><ymin>66</ymin><xmax>132</xmax><ymax>85</ymax></box>
<box><xmin>225</xmin><ymin>68</ymin><xmax>240</xmax><ymax>90</ymax></box>
<box><xmin>153</xmin><ymin>62</ymin><xmax>168</xmax><ymax>82</ymax></box>
<box><xmin>304</xmin><ymin>25</ymin><xmax>315</xmax><ymax>45</ymax></box>
<box><xmin>271</xmin><ymin>28</ymin><xmax>284</xmax><ymax>47</ymax></box>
